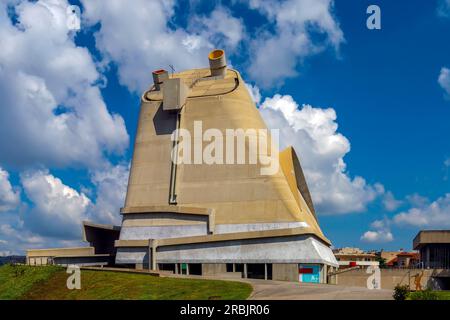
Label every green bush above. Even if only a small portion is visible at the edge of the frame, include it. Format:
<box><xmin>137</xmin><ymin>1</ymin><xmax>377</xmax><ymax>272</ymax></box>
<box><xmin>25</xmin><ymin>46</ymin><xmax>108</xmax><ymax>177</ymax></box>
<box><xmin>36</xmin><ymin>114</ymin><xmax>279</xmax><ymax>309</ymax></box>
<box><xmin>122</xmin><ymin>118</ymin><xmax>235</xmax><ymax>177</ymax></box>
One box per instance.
<box><xmin>393</xmin><ymin>284</ymin><xmax>410</xmax><ymax>301</ymax></box>
<box><xmin>10</xmin><ymin>264</ymin><xmax>26</xmax><ymax>278</ymax></box>
<box><xmin>409</xmin><ymin>289</ymin><xmax>438</xmax><ymax>300</ymax></box>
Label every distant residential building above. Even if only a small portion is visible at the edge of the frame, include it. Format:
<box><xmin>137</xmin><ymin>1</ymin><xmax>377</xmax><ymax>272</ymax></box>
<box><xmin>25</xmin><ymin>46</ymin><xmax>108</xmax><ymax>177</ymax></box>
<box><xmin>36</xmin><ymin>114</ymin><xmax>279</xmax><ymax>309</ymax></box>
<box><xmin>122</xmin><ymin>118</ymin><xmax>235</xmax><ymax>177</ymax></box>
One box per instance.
<box><xmin>413</xmin><ymin>230</ymin><xmax>450</xmax><ymax>269</ymax></box>
<box><xmin>379</xmin><ymin>250</ymin><xmax>401</xmax><ymax>265</ymax></box>
<box><xmin>333</xmin><ymin>247</ymin><xmax>379</xmax><ymax>268</ymax></box>
<box><xmin>385</xmin><ymin>252</ymin><xmax>419</xmax><ymax>268</ymax></box>
<box><xmin>334</xmin><ymin>247</ymin><xmax>364</xmax><ymax>255</ymax></box>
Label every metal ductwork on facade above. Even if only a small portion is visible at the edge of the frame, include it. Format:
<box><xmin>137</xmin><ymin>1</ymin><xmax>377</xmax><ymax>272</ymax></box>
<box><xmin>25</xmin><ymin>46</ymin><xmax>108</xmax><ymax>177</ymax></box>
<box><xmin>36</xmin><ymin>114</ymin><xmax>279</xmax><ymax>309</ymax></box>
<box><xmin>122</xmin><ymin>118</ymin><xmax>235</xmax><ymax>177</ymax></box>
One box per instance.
<box><xmin>152</xmin><ymin>69</ymin><xmax>169</xmax><ymax>90</ymax></box>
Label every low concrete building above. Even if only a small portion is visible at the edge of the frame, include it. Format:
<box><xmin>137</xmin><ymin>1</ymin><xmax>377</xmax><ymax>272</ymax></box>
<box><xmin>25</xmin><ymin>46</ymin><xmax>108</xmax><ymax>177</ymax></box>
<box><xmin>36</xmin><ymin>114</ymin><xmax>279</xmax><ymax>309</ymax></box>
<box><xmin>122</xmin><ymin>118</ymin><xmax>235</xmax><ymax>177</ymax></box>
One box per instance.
<box><xmin>26</xmin><ymin>221</ymin><xmax>120</xmax><ymax>267</ymax></box>
<box><xmin>413</xmin><ymin>230</ymin><xmax>450</xmax><ymax>269</ymax></box>
<box><xmin>27</xmin><ymin>247</ymin><xmax>95</xmax><ymax>266</ymax></box>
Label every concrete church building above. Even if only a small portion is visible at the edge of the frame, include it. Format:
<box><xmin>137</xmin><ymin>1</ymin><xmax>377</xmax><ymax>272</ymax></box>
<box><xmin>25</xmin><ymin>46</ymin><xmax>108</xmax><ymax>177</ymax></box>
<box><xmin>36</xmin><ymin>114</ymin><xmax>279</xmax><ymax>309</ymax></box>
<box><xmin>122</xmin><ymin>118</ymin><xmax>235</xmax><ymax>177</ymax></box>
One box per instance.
<box><xmin>27</xmin><ymin>50</ymin><xmax>338</xmax><ymax>283</ymax></box>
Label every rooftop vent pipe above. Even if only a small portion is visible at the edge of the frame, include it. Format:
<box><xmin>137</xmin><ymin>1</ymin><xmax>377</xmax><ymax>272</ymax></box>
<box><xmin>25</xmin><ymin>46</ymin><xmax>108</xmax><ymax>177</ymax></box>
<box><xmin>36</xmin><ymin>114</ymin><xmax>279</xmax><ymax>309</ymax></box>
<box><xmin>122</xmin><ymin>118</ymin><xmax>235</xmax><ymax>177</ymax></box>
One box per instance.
<box><xmin>152</xmin><ymin>69</ymin><xmax>169</xmax><ymax>90</ymax></box>
<box><xmin>208</xmin><ymin>49</ymin><xmax>226</xmax><ymax>77</ymax></box>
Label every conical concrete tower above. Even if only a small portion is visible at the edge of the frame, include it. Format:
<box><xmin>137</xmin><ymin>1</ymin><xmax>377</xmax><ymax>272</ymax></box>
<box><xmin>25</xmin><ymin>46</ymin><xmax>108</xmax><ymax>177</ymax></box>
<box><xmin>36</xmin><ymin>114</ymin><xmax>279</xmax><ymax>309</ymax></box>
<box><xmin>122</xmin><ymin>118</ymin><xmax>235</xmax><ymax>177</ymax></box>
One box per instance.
<box><xmin>115</xmin><ymin>50</ymin><xmax>337</xmax><ymax>282</ymax></box>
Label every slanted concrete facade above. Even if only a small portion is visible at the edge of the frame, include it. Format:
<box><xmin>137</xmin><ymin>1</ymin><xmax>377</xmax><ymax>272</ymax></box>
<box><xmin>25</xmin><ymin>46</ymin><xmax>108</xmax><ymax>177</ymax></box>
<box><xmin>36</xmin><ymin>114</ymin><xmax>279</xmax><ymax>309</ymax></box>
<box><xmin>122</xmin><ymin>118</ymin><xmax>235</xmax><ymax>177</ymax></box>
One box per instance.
<box><xmin>26</xmin><ymin>50</ymin><xmax>338</xmax><ymax>283</ymax></box>
<box><xmin>114</xmin><ymin>49</ymin><xmax>338</xmax><ymax>283</ymax></box>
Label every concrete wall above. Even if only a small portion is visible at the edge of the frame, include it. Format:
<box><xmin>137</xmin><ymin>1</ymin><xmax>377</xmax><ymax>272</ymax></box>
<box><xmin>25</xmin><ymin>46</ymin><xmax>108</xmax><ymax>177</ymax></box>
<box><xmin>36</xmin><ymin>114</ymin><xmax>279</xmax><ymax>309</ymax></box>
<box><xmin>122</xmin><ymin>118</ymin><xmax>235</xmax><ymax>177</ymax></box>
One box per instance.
<box><xmin>159</xmin><ymin>236</ymin><xmax>336</xmax><ymax>265</ymax></box>
<box><xmin>115</xmin><ymin>235</ymin><xmax>337</xmax><ymax>266</ymax></box>
<box><xmin>273</xmin><ymin>263</ymin><xmax>298</xmax><ymax>282</ymax></box>
<box><xmin>53</xmin><ymin>255</ymin><xmax>113</xmax><ymax>267</ymax></box>
<box><xmin>83</xmin><ymin>224</ymin><xmax>120</xmax><ymax>255</ymax></box>
<box><xmin>120</xmin><ymin>213</ymin><xmax>208</xmax><ymax>240</ymax></box>
<box><xmin>202</xmin><ymin>263</ymin><xmax>227</xmax><ymax>276</ymax></box>
<box><xmin>116</xmin><ymin>247</ymin><xmax>149</xmax><ymax>265</ymax></box>
<box><xmin>215</xmin><ymin>222</ymin><xmax>308</xmax><ymax>234</ymax></box>
<box><xmin>413</xmin><ymin>230</ymin><xmax>450</xmax><ymax>249</ymax></box>
<box><xmin>27</xmin><ymin>247</ymin><xmax>94</xmax><ymax>258</ymax></box>
<box><xmin>27</xmin><ymin>247</ymin><xmax>95</xmax><ymax>266</ymax></box>
<box><xmin>336</xmin><ymin>268</ymin><xmax>438</xmax><ymax>290</ymax></box>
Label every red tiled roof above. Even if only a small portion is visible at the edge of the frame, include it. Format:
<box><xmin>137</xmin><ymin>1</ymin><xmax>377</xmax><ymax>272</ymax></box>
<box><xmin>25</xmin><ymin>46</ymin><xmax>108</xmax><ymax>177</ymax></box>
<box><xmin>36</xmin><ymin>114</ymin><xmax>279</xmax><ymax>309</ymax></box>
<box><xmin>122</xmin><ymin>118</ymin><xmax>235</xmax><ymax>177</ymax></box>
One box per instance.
<box><xmin>397</xmin><ymin>252</ymin><xmax>419</xmax><ymax>258</ymax></box>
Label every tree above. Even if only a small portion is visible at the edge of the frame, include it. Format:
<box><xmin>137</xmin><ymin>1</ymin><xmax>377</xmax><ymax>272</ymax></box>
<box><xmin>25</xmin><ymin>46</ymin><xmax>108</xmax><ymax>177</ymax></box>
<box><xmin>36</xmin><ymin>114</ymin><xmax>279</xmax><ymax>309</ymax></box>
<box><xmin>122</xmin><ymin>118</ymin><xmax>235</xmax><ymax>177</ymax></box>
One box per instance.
<box><xmin>375</xmin><ymin>256</ymin><xmax>387</xmax><ymax>268</ymax></box>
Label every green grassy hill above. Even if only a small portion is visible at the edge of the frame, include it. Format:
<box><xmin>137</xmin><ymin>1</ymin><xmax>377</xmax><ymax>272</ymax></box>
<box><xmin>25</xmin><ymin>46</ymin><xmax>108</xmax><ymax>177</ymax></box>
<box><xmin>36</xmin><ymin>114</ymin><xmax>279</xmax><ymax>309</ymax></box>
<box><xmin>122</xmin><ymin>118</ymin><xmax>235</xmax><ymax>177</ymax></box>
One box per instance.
<box><xmin>0</xmin><ymin>264</ymin><xmax>252</xmax><ymax>300</ymax></box>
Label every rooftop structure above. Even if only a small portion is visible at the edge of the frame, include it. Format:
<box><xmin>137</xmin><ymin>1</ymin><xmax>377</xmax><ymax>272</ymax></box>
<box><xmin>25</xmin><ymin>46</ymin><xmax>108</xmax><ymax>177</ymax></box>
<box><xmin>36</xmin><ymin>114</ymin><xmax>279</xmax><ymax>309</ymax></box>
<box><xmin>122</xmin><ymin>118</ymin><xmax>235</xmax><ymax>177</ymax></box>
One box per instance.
<box><xmin>413</xmin><ymin>230</ymin><xmax>450</xmax><ymax>269</ymax></box>
<box><xmin>333</xmin><ymin>247</ymin><xmax>378</xmax><ymax>268</ymax></box>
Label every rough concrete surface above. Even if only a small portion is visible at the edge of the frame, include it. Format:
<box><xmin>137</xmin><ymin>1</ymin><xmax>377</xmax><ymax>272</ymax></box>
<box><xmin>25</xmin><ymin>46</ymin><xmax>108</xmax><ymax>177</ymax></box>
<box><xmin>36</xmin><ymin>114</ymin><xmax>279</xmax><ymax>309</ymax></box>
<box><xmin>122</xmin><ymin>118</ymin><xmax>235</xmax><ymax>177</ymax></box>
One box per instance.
<box><xmin>247</xmin><ymin>279</ymin><xmax>393</xmax><ymax>300</ymax></box>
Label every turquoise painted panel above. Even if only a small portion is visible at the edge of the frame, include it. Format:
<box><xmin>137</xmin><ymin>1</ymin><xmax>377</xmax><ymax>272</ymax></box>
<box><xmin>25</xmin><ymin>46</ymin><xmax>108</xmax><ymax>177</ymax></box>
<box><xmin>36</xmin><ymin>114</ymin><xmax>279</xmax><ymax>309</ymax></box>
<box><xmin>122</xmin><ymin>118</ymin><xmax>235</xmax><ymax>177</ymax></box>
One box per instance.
<box><xmin>298</xmin><ymin>264</ymin><xmax>320</xmax><ymax>283</ymax></box>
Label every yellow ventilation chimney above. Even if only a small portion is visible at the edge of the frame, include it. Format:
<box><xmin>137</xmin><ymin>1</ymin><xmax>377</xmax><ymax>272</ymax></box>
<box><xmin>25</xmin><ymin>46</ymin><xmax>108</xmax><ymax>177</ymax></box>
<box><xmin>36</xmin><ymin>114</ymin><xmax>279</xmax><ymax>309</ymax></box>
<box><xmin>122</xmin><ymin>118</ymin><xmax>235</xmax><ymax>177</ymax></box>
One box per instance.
<box><xmin>208</xmin><ymin>49</ymin><xmax>227</xmax><ymax>77</ymax></box>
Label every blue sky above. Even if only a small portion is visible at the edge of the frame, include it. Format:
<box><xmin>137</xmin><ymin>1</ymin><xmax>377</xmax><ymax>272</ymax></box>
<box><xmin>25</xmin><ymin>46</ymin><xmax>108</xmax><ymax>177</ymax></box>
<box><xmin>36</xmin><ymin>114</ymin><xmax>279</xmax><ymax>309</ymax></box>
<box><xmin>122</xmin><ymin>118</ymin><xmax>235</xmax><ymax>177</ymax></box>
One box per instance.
<box><xmin>0</xmin><ymin>0</ymin><xmax>450</xmax><ymax>255</ymax></box>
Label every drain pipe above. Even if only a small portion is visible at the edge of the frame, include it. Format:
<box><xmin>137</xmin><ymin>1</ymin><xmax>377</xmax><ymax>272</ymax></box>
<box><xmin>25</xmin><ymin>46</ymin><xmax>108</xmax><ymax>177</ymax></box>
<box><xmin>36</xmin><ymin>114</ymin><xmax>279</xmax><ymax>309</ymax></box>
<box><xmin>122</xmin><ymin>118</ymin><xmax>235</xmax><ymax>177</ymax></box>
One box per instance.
<box><xmin>169</xmin><ymin>110</ymin><xmax>181</xmax><ymax>204</ymax></box>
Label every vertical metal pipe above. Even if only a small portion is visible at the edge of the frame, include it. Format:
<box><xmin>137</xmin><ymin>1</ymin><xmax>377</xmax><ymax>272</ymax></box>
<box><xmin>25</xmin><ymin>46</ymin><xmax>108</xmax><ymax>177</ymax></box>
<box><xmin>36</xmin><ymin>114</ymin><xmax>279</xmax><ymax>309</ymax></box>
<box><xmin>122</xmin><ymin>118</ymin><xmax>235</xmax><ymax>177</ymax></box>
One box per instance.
<box><xmin>264</xmin><ymin>264</ymin><xmax>268</xmax><ymax>280</ymax></box>
<box><xmin>169</xmin><ymin>111</ymin><xmax>181</xmax><ymax>204</ymax></box>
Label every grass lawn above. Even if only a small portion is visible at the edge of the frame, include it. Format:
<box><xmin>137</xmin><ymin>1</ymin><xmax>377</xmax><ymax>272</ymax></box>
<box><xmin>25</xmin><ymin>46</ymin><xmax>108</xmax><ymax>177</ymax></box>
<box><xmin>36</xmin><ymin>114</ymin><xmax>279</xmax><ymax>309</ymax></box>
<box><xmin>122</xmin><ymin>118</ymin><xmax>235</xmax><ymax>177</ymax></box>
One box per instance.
<box><xmin>0</xmin><ymin>264</ymin><xmax>61</xmax><ymax>299</ymax></box>
<box><xmin>435</xmin><ymin>291</ymin><xmax>450</xmax><ymax>300</ymax></box>
<box><xmin>407</xmin><ymin>290</ymin><xmax>450</xmax><ymax>300</ymax></box>
<box><xmin>0</xmin><ymin>265</ymin><xmax>252</xmax><ymax>300</ymax></box>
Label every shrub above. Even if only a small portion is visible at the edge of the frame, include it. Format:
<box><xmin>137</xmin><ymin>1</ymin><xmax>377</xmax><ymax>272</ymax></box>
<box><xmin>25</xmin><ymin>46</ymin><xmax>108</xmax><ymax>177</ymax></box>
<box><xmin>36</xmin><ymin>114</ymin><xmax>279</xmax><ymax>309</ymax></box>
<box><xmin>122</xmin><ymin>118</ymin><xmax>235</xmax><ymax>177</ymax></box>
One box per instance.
<box><xmin>10</xmin><ymin>263</ymin><xmax>26</xmax><ymax>277</ymax></box>
<box><xmin>409</xmin><ymin>289</ymin><xmax>438</xmax><ymax>300</ymax></box>
<box><xmin>393</xmin><ymin>284</ymin><xmax>410</xmax><ymax>301</ymax></box>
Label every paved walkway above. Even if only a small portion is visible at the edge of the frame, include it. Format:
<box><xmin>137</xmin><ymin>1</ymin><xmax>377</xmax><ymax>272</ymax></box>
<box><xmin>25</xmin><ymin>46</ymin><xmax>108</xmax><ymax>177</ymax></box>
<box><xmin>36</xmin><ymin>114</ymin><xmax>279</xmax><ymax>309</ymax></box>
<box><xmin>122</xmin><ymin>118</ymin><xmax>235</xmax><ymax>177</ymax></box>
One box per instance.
<box><xmin>166</xmin><ymin>273</ymin><xmax>393</xmax><ymax>300</ymax></box>
<box><xmin>246</xmin><ymin>278</ymin><xmax>393</xmax><ymax>300</ymax></box>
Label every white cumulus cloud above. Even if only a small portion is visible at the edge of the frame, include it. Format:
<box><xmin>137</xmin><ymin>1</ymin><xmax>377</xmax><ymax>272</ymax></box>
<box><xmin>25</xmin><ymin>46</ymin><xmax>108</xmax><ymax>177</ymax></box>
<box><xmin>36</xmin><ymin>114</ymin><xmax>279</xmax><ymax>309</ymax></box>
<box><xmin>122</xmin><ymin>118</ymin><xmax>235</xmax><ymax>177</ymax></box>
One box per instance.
<box><xmin>80</xmin><ymin>0</ymin><xmax>245</xmax><ymax>93</ymax></box>
<box><xmin>18</xmin><ymin>163</ymin><xmax>128</xmax><ymax>238</ymax></box>
<box><xmin>382</xmin><ymin>191</ymin><xmax>403</xmax><ymax>212</ymax></box>
<box><xmin>89</xmin><ymin>163</ymin><xmax>129</xmax><ymax>225</ymax></box>
<box><xmin>0</xmin><ymin>217</ymin><xmax>84</xmax><ymax>255</ymax></box>
<box><xmin>0</xmin><ymin>0</ymin><xmax>129</xmax><ymax>169</ymax></box>
<box><xmin>246</xmin><ymin>0</ymin><xmax>344</xmax><ymax>87</ymax></box>
<box><xmin>0</xmin><ymin>167</ymin><xmax>20</xmax><ymax>213</ymax></box>
<box><xmin>360</xmin><ymin>230</ymin><xmax>394</xmax><ymax>243</ymax></box>
<box><xmin>246</xmin><ymin>83</ymin><xmax>262</xmax><ymax>105</ymax></box>
<box><xmin>438</xmin><ymin>0</ymin><xmax>450</xmax><ymax>17</ymax></box>
<box><xmin>393</xmin><ymin>193</ymin><xmax>450</xmax><ymax>228</ymax></box>
<box><xmin>259</xmin><ymin>94</ymin><xmax>383</xmax><ymax>214</ymax></box>
<box><xmin>189</xmin><ymin>6</ymin><xmax>246</xmax><ymax>51</ymax></box>
<box><xmin>438</xmin><ymin>67</ymin><xmax>450</xmax><ymax>98</ymax></box>
<box><xmin>20</xmin><ymin>170</ymin><xmax>91</xmax><ymax>239</ymax></box>
<box><xmin>80</xmin><ymin>0</ymin><xmax>343</xmax><ymax>92</ymax></box>
<box><xmin>360</xmin><ymin>218</ymin><xmax>393</xmax><ymax>243</ymax></box>
<box><xmin>0</xmin><ymin>163</ymin><xmax>128</xmax><ymax>252</ymax></box>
